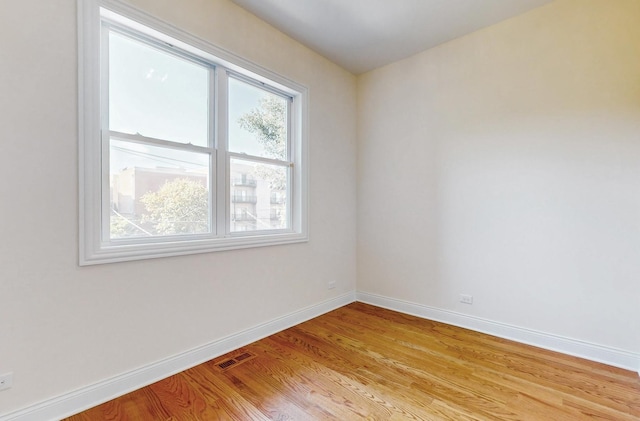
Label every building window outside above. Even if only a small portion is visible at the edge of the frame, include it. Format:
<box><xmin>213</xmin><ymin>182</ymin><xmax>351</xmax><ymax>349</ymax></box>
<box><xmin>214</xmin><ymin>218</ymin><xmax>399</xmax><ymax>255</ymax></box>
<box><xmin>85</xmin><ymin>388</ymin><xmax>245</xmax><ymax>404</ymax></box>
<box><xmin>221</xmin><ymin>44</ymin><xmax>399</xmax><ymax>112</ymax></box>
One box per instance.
<box><xmin>79</xmin><ymin>1</ymin><xmax>308</xmax><ymax>264</ymax></box>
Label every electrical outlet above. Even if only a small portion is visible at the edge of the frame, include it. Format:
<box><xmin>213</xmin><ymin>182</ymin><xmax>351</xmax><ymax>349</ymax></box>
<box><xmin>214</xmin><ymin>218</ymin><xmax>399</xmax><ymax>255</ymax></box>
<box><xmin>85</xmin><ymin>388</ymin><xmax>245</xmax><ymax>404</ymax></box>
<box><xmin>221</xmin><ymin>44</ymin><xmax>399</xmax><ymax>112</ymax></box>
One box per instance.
<box><xmin>328</xmin><ymin>281</ymin><xmax>336</xmax><ymax>290</ymax></box>
<box><xmin>0</xmin><ymin>373</ymin><xmax>13</xmax><ymax>391</ymax></box>
<box><xmin>460</xmin><ymin>294</ymin><xmax>473</xmax><ymax>305</ymax></box>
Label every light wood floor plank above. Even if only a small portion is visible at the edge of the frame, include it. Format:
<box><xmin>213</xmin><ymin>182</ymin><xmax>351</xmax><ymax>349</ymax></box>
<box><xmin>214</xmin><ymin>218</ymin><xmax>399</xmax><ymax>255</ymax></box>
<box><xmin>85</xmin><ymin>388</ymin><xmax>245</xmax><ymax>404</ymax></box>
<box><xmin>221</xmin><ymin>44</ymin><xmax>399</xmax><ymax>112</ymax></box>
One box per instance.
<box><xmin>64</xmin><ymin>303</ymin><xmax>640</xmax><ymax>420</ymax></box>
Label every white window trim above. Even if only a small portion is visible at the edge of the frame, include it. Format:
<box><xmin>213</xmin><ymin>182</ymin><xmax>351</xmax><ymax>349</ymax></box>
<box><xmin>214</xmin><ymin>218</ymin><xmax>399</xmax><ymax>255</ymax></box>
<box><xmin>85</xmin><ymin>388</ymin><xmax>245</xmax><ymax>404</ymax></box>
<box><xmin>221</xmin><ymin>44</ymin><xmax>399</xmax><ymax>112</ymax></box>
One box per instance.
<box><xmin>78</xmin><ymin>0</ymin><xmax>308</xmax><ymax>265</ymax></box>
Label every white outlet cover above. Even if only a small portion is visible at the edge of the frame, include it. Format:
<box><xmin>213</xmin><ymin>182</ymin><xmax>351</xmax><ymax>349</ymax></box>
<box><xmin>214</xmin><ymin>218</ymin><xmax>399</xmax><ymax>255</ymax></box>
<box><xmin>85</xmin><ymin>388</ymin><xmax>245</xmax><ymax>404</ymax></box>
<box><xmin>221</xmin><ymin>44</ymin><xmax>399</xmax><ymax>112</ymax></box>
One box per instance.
<box><xmin>460</xmin><ymin>294</ymin><xmax>473</xmax><ymax>304</ymax></box>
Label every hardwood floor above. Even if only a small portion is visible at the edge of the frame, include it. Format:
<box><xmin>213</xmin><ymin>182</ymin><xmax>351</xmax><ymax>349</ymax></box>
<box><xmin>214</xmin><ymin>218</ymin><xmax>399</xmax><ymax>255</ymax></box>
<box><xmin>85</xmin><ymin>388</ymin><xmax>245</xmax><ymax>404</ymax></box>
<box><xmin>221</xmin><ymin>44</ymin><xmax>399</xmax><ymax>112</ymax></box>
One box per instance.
<box><xmin>65</xmin><ymin>302</ymin><xmax>640</xmax><ymax>420</ymax></box>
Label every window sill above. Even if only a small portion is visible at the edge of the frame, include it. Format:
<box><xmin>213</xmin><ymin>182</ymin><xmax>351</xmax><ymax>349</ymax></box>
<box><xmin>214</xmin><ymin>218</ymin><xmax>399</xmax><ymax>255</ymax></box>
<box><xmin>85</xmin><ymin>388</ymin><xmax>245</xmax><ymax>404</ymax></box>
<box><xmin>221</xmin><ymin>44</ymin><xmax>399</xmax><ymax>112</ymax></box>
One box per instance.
<box><xmin>79</xmin><ymin>232</ymin><xmax>308</xmax><ymax>265</ymax></box>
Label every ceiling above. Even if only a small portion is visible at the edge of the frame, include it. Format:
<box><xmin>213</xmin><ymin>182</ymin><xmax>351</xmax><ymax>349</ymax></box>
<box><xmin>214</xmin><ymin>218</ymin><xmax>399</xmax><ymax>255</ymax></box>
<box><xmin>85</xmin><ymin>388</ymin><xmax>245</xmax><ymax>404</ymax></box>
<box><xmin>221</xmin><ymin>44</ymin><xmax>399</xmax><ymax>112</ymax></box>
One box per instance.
<box><xmin>231</xmin><ymin>0</ymin><xmax>554</xmax><ymax>74</ymax></box>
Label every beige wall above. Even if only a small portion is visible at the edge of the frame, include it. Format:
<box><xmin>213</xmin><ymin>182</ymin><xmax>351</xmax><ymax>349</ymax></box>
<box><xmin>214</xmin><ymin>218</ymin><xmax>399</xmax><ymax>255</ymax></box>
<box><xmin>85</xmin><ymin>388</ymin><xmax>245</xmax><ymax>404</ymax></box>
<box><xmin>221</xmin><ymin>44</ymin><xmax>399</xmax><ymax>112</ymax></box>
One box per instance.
<box><xmin>358</xmin><ymin>0</ymin><xmax>640</xmax><ymax>353</ymax></box>
<box><xmin>0</xmin><ymin>0</ymin><xmax>357</xmax><ymax>414</ymax></box>
<box><xmin>2</xmin><ymin>0</ymin><xmax>639</xmax><ymax>415</ymax></box>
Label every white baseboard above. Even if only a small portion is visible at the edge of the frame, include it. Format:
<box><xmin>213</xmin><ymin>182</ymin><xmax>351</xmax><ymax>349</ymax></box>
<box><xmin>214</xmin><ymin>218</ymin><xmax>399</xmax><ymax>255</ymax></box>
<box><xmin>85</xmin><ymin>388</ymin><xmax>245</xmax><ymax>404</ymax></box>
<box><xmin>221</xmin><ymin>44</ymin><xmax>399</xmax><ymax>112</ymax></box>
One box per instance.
<box><xmin>0</xmin><ymin>292</ymin><xmax>356</xmax><ymax>421</ymax></box>
<box><xmin>357</xmin><ymin>291</ymin><xmax>640</xmax><ymax>374</ymax></box>
<box><xmin>4</xmin><ymin>290</ymin><xmax>638</xmax><ymax>420</ymax></box>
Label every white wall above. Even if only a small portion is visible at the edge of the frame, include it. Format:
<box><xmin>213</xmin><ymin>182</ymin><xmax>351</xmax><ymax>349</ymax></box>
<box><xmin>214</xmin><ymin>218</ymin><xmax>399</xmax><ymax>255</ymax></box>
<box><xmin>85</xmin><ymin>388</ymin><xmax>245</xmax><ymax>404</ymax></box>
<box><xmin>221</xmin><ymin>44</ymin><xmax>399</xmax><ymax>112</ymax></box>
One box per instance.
<box><xmin>0</xmin><ymin>0</ymin><xmax>357</xmax><ymax>415</ymax></box>
<box><xmin>358</xmin><ymin>0</ymin><xmax>640</xmax><ymax>355</ymax></box>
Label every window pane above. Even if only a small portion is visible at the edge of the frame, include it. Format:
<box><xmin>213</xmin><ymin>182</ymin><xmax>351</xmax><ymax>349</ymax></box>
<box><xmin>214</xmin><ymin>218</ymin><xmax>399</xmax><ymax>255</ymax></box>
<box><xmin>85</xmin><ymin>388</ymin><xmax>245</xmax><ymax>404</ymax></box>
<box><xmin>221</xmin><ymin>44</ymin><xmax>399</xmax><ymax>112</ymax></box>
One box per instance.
<box><xmin>230</xmin><ymin>158</ymin><xmax>288</xmax><ymax>232</ymax></box>
<box><xmin>228</xmin><ymin>77</ymin><xmax>288</xmax><ymax>160</ymax></box>
<box><xmin>110</xmin><ymin>139</ymin><xmax>210</xmax><ymax>239</ymax></box>
<box><xmin>109</xmin><ymin>30</ymin><xmax>209</xmax><ymax>147</ymax></box>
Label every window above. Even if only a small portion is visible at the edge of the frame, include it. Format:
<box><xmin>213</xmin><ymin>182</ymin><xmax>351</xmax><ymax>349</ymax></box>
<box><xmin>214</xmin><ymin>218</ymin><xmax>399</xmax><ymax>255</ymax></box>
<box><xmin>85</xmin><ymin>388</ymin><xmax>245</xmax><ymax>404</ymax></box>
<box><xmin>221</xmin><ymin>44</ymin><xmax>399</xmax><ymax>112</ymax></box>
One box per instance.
<box><xmin>78</xmin><ymin>0</ymin><xmax>308</xmax><ymax>265</ymax></box>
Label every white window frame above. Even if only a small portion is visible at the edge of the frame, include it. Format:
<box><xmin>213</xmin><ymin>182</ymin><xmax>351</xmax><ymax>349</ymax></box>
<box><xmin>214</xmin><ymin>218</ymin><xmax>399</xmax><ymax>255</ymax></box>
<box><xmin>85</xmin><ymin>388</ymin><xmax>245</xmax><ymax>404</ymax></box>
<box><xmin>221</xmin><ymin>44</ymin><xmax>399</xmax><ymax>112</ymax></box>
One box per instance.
<box><xmin>78</xmin><ymin>0</ymin><xmax>308</xmax><ymax>265</ymax></box>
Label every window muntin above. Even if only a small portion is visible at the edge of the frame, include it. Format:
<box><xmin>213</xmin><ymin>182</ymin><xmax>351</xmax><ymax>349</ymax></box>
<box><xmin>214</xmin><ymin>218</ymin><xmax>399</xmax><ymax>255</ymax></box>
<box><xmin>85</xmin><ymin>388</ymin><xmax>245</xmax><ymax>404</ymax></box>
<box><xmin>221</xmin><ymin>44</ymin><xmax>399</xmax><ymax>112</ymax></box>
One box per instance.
<box><xmin>79</xmin><ymin>2</ymin><xmax>307</xmax><ymax>265</ymax></box>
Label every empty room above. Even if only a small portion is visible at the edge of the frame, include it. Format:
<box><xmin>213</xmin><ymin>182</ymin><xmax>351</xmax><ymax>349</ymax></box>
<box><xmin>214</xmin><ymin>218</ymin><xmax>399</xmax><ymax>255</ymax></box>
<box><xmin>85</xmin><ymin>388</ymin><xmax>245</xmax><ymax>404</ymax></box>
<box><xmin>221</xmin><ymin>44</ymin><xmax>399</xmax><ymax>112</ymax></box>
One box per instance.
<box><xmin>0</xmin><ymin>0</ymin><xmax>639</xmax><ymax>420</ymax></box>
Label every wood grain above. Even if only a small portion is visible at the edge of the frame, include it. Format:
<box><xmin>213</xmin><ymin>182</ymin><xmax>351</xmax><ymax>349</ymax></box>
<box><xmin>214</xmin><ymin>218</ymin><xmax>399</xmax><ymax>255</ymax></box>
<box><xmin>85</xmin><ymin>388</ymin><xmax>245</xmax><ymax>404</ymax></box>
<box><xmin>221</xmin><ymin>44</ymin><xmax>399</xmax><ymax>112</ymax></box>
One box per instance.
<box><xmin>65</xmin><ymin>303</ymin><xmax>640</xmax><ymax>420</ymax></box>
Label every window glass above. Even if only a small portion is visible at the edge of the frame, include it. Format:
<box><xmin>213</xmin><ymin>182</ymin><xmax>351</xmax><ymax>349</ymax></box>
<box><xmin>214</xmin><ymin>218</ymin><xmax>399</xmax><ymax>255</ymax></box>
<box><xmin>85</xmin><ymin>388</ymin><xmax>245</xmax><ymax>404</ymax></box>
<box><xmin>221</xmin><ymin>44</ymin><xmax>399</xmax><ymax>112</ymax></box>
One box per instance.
<box><xmin>109</xmin><ymin>31</ymin><xmax>209</xmax><ymax>147</ymax></box>
<box><xmin>228</xmin><ymin>77</ymin><xmax>288</xmax><ymax>160</ymax></box>
<box><xmin>230</xmin><ymin>158</ymin><xmax>288</xmax><ymax>232</ymax></box>
<box><xmin>109</xmin><ymin>139</ymin><xmax>210</xmax><ymax>238</ymax></box>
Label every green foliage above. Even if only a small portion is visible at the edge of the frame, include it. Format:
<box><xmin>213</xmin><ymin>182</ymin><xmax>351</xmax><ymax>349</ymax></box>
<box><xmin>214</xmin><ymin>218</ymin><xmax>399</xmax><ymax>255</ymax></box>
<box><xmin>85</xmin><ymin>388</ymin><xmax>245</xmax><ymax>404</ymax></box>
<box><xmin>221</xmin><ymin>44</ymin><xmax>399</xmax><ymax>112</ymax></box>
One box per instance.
<box><xmin>110</xmin><ymin>214</ymin><xmax>143</xmax><ymax>237</ymax></box>
<box><xmin>238</xmin><ymin>96</ymin><xmax>287</xmax><ymax>190</ymax></box>
<box><xmin>140</xmin><ymin>178</ymin><xmax>209</xmax><ymax>235</ymax></box>
<box><xmin>238</xmin><ymin>96</ymin><xmax>287</xmax><ymax>160</ymax></box>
